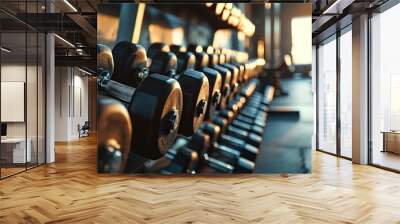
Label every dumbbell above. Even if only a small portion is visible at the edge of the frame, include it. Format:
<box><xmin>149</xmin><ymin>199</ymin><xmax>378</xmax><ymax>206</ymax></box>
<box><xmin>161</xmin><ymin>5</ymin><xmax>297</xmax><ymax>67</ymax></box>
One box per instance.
<box><xmin>171</xmin><ymin>131</ymin><xmax>237</xmax><ymax>174</ymax></box>
<box><xmin>148</xmin><ymin>129</ymin><xmax>237</xmax><ymax>174</ymax></box>
<box><xmin>200</xmin><ymin>122</ymin><xmax>255</xmax><ymax>173</ymax></box>
<box><xmin>222</xmin><ymin>114</ymin><xmax>264</xmax><ymax>148</ymax></box>
<box><xmin>188</xmin><ymin>44</ymin><xmax>232</xmax><ymax>110</ymax></box>
<box><xmin>220</xmin><ymin>80</ymin><xmax>262</xmax><ymax>125</ymax></box>
<box><xmin>214</xmin><ymin>107</ymin><xmax>259</xmax><ymax>162</ymax></box>
<box><xmin>208</xmin><ymin>95</ymin><xmax>262</xmax><ymax>147</ymax></box>
<box><xmin>233</xmin><ymin>79</ymin><xmax>269</xmax><ymax>119</ymax></box>
<box><xmin>215</xmin><ymin>92</ymin><xmax>263</xmax><ymax>149</ymax></box>
<box><xmin>97</xmin><ymin>95</ymin><xmax>132</xmax><ymax>173</ymax></box>
<box><xmin>160</xmin><ymin>138</ymin><xmax>199</xmax><ymax>174</ymax></box>
<box><xmin>211</xmin><ymin>47</ymin><xmax>240</xmax><ymax>100</ymax></box>
<box><xmin>204</xmin><ymin>47</ymin><xmax>237</xmax><ymax>109</ymax></box>
<box><xmin>183</xmin><ymin>47</ymin><xmax>222</xmax><ymax>121</ymax></box>
<box><xmin>99</xmin><ymin>42</ymin><xmax>183</xmax><ymax>162</ymax></box>
<box><xmin>187</xmin><ymin>130</ymin><xmax>236</xmax><ymax>173</ymax></box>
<box><xmin>147</xmin><ymin>43</ymin><xmax>210</xmax><ymax>137</ymax></box>
<box><xmin>97</xmin><ymin>44</ymin><xmax>134</xmax><ymax>173</ymax></box>
<box><xmin>170</xmin><ymin>45</ymin><xmax>223</xmax><ymax>121</ymax></box>
<box><xmin>142</xmin><ymin>137</ymin><xmax>199</xmax><ymax>174</ymax></box>
<box><xmin>230</xmin><ymin>108</ymin><xmax>265</xmax><ymax>136</ymax></box>
<box><xmin>245</xmin><ymin>85</ymin><xmax>275</xmax><ymax>112</ymax></box>
<box><xmin>212</xmin><ymin>82</ymin><xmax>265</xmax><ymax>149</ymax></box>
<box><xmin>221</xmin><ymin>48</ymin><xmax>249</xmax><ymax>85</ymax></box>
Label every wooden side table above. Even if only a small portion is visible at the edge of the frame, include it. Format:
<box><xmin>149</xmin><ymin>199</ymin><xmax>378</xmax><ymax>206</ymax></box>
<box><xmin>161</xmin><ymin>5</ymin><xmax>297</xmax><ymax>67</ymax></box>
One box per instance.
<box><xmin>381</xmin><ymin>131</ymin><xmax>400</xmax><ymax>154</ymax></box>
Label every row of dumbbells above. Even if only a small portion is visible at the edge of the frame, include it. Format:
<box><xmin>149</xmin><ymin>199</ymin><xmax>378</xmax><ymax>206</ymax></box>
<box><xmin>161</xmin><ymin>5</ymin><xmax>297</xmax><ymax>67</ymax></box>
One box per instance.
<box><xmin>152</xmin><ymin>83</ymin><xmax>275</xmax><ymax>174</ymax></box>
<box><xmin>97</xmin><ymin>41</ymin><xmax>271</xmax><ymax>173</ymax></box>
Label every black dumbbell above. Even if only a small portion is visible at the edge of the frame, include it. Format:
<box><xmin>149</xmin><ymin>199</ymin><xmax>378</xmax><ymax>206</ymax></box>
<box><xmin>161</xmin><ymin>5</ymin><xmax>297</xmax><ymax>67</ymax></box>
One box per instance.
<box><xmin>188</xmin><ymin>44</ymin><xmax>232</xmax><ymax>110</ymax></box>
<box><xmin>246</xmin><ymin>85</ymin><xmax>275</xmax><ymax>110</ymax></box>
<box><xmin>100</xmin><ymin>42</ymin><xmax>183</xmax><ymax>162</ymax></box>
<box><xmin>214</xmin><ymin>101</ymin><xmax>261</xmax><ymax>161</ymax></box>
<box><xmin>111</xmin><ymin>42</ymin><xmax>149</xmax><ymax>87</ymax></box>
<box><xmin>184</xmin><ymin>47</ymin><xmax>222</xmax><ymax>121</ymax></box>
<box><xmin>186</xmin><ymin>130</ymin><xmax>236</xmax><ymax>173</ymax></box>
<box><xmin>211</xmin><ymin>47</ymin><xmax>240</xmax><ymax>101</ymax></box>
<box><xmin>147</xmin><ymin>43</ymin><xmax>210</xmax><ymax>137</ymax></box>
<box><xmin>220</xmin><ymin>48</ymin><xmax>247</xmax><ymax>85</ymax></box>
<box><xmin>205</xmin><ymin>107</ymin><xmax>259</xmax><ymax>161</ymax></box>
<box><xmin>153</xmin><ymin>130</ymin><xmax>236</xmax><ymax>174</ymax></box>
<box><xmin>200</xmin><ymin>122</ymin><xmax>255</xmax><ymax>173</ymax></box>
<box><xmin>213</xmin><ymin>84</ymin><xmax>264</xmax><ymax>149</ymax></box>
<box><xmin>160</xmin><ymin>138</ymin><xmax>199</xmax><ymax>174</ymax></box>
<box><xmin>219</xmin><ymin>80</ymin><xmax>264</xmax><ymax>127</ymax></box>
<box><xmin>142</xmin><ymin>137</ymin><xmax>199</xmax><ymax>174</ymax></box>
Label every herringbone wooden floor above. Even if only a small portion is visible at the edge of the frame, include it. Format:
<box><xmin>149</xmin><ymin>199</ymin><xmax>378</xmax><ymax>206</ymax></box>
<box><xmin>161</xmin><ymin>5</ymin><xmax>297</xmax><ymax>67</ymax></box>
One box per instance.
<box><xmin>1</xmin><ymin>135</ymin><xmax>400</xmax><ymax>223</ymax></box>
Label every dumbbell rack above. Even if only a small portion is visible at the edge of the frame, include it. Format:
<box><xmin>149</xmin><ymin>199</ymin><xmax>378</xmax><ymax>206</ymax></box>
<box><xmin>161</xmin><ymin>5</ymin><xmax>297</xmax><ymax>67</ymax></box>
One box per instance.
<box><xmin>145</xmin><ymin>80</ymin><xmax>275</xmax><ymax>174</ymax></box>
<box><xmin>97</xmin><ymin>41</ymin><xmax>274</xmax><ymax>174</ymax></box>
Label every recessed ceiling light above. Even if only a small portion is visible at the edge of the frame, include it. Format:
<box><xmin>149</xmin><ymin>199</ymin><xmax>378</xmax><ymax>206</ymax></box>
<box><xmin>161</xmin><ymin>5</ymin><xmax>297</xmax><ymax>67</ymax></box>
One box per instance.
<box><xmin>1</xmin><ymin>47</ymin><xmax>11</xmax><ymax>53</ymax></box>
<box><xmin>54</xmin><ymin>34</ymin><xmax>75</xmax><ymax>48</ymax></box>
<box><xmin>63</xmin><ymin>0</ymin><xmax>78</xmax><ymax>12</ymax></box>
<box><xmin>78</xmin><ymin>67</ymin><xmax>93</xmax><ymax>76</ymax></box>
<box><xmin>323</xmin><ymin>0</ymin><xmax>354</xmax><ymax>15</ymax></box>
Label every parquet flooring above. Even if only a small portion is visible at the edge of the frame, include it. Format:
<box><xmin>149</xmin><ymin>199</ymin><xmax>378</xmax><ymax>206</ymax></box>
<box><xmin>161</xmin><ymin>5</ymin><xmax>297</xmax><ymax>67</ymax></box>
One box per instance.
<box><xmin>1</xmin><ymin>135</ymin><xmax>400</xmax><ymax>223</ymax></box>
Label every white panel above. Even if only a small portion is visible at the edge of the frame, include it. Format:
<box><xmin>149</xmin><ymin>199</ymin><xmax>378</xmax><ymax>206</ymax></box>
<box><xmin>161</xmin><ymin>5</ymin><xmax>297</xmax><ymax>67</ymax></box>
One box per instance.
<box><xmin>1</xmin><ymin>82</ymin><xmax>25</xmax><ymax>122</ymax></box>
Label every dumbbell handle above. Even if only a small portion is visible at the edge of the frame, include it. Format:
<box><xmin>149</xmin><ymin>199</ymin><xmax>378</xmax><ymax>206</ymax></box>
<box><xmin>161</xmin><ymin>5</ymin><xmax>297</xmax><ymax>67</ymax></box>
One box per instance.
<box><xmin>203</xmin><ymin>154</ymin><xmax>234</xmax><ymax>173</ymax></box>
<box><xmin>99</xmin><ymin>77</ymin><xmax>135</xmax><ymax>104</ymax></box>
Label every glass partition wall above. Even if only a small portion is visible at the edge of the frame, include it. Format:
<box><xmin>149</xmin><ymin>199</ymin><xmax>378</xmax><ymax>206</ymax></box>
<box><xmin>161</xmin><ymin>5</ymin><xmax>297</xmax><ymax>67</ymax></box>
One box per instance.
<box><xmin>317</xmin><ymin>35</ymin><xmax>337</xmax><ymax>155</ymax></box>
<box><xmin>316</xmin><ymin>0</ymin><xmax>400</xmax><ymax>172</ymax></box>
<box><xmin>316</xmin><ymin>27</ymin><xmax>353</xmax><ymax>159</ymax></box>
<box><xmin>0</xmin><ymin>2</ymin><xmax>46</xmax><ymax>179</ymax></box>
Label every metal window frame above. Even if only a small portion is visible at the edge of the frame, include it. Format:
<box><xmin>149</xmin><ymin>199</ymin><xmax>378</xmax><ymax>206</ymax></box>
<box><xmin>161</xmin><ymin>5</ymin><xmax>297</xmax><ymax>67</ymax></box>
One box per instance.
<box><xmin>315</xmin><ymin>20</ymin><xmax>353</xmax><ymax>161</ymax></box>
<box><xmin>316</xmin><ymin>0</ymin><xmax>400</xmax><ymax>172</ymax></box>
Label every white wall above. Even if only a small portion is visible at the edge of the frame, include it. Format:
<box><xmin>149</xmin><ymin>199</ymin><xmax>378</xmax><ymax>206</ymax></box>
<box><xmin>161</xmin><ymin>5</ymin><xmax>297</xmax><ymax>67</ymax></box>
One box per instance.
<box><xmin>54</xmin><ymin>67</ymin><xmax>89</xmax><ymax>141</ymax></box>
<box><xmin>1</xmin><ymin>65</ymin><xmax>35</xmax><ymax>138</ymax></box>
<box><xmin>54</xmin><ymin>66</ymin><xmax>69</xmax><ymax>141</ymax></box>
<box><xmin>1</xmin><ymin>63</ymin><xmax>46</xmax><ymax>164</ymax></box>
